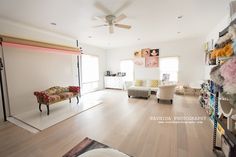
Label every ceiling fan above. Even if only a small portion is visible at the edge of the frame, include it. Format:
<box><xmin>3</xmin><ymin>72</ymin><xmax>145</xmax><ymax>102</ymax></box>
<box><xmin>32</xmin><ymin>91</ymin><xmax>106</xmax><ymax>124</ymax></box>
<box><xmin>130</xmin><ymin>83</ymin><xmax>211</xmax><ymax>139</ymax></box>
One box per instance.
<box><xmin>93</xmin><ymin>1</ymin><xmax>132</xmax><ymax>34</ymax></box>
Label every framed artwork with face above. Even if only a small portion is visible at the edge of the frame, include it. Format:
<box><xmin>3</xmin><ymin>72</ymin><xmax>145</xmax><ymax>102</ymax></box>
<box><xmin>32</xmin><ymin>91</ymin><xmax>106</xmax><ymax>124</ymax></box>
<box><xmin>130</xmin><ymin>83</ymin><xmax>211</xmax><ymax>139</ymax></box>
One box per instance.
<box><xmin>134</xmin><ymin>50</ymin><xmax>142</xmax><ymax>57</ymax></box>
<box><xmin>141</xmin><ymin>48</ymin><xmax>150</xmax><ymax>57</ymax></box>
<box><xmin>134</xmin><ymin>58</ymin><xmax>145</xmax><ymax>67</ymax></box>
<box><xmin>145</xmin><ymin>56</ymin><xmax>159</xmax><ymax>68</ymax></box>
<box><xmin>150</xmin><ymin>49</ymin><xmax>159</xmax><ymax>56</ymax></box>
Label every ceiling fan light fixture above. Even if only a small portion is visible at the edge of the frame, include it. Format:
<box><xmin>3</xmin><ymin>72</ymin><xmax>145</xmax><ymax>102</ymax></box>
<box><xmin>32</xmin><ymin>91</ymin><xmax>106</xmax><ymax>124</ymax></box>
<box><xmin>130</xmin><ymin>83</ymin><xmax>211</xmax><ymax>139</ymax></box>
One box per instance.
<box><xmin>177</xmin><ymin>15</ymin><xmax>183</xmax><ymax>19</ymax></box>
<box><xmin>93</xmin><ymin>1</ymin><xmax>132</xmax><ymax>34</ymax></box>
<box><xmin>50</xmin><ymin>22</ymin><xmax>57</xmax><ymax>26</ymax></box>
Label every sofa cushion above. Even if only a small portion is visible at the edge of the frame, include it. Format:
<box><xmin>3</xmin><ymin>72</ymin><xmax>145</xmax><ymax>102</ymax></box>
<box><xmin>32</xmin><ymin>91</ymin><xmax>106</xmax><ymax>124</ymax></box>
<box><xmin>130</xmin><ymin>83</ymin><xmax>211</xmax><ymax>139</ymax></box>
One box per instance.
<box><xmin>150</xmin><ymin>80</ymin><xmax>159</xmax><ymax>87</ymax></box>
<box><xmin>135</xmin><ymin>80</ymin><xmax>143</xmax><ymax>86</ymax></box>
<box><xmin>128</xmin><ymin>86</ymin><xmax>150</xmax><ymax>91</ymax></box>
<box><xmin>45</xmin><ymin>95</ymin><xmax>61</xmax><ymax>104</ymax></box>
<box><xmin>59</xmin><ymin>92</ymin><xmax>74</xmax><ymax>99</ymax></box>
<box><xmin>44</xmin><ymin>86</ymin><xmax>69</xmax><ymax>95</ymax></box>
<box><xmin>69</xmin><ymin>86</ymin><xmax>80</xmax><ymax>93</ymax></box>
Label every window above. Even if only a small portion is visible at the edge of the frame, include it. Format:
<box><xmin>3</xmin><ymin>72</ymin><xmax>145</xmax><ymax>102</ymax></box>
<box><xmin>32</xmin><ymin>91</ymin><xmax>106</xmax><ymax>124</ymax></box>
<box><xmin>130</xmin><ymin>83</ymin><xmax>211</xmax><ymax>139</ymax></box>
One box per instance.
<box><xmin>81</xmin><ymin>54</ymin><xmax>99</xmax><ymax>93</ymax></box>
<box><xmin>159</xmin><ymin>57</ymin><xmax>179</xmax><ymax>82</ymax></box>
<box><xmin>120</xmin><ymin>60</ymin><xmax>134</xmax><ymax>81</ymax></box>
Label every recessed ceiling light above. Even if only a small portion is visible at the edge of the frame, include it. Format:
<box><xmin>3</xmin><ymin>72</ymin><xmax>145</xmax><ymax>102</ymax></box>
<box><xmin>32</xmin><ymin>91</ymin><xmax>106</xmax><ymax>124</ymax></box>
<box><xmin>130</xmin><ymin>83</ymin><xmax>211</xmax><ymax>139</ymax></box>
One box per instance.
<box><xmin>177</xmin><ymin>32</ymin><xmax>181</xmax><ymax>34</ymax></box>
<box><xmin>88</xmin><ymin>36</ymin><xmax>92</xmax><ymax>38</ymax></box>
<box><xmin>50</xmin><ymin>22</ymin><xmax>57</xmax><ymax>26</ymax></box>
<box><xmin>137</xmin><ymin>38</ymin><xmax>141</xmax><ymax>41</ymax></box>
<box><xmin>177</xmin><ymin>16</ymin><xmax>183</xmax><ymax>19</ymax></box>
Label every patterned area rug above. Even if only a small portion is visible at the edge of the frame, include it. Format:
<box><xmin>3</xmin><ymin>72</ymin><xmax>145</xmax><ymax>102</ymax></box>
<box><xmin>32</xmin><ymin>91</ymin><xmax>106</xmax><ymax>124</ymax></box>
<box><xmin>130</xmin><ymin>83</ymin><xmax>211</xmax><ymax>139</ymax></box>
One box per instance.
<box><xmin>63</xmin><ymin>137</ymin><xmax>131</xmax><ymax>157</ymax></box>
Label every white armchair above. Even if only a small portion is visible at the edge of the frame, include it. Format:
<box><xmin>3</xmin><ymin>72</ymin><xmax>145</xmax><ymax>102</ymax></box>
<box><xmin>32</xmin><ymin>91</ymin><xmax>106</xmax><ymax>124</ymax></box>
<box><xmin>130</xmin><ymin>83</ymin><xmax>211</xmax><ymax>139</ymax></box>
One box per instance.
<box><xmin>156</xmin><ymin>84</ymin><xmax>176</xmax><ymax>104</ymax></box>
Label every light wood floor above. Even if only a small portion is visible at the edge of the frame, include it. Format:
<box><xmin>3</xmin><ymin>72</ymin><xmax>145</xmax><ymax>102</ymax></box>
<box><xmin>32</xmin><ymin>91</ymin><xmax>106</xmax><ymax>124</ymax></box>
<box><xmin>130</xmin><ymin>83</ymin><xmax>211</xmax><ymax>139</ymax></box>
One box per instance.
<box><xmin>0</xmin><ymin>89</ymin><xmax>216</xmax><ymax>157</ymax></box>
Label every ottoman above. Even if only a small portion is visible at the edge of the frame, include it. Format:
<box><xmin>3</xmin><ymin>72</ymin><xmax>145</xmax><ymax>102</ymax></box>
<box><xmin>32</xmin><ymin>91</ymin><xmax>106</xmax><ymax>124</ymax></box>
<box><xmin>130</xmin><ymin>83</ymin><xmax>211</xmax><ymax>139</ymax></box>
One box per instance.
<box><xmin>128</xmin><ymin>86</ymin><xmax>151</xmax><ymax>99</ymax></box>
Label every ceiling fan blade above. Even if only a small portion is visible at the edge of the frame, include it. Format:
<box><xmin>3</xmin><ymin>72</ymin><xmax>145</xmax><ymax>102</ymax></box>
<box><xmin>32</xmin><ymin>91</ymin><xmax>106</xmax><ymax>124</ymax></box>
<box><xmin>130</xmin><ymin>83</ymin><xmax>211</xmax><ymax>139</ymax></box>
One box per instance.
<box><xmin>114</xmin><ymin>24</ymin><xmax>131</xmax><ymax>29</ymax></box>
<box><xmin>114</xmin><ymin>14</ymin><xmax>127</xmax><ymax>23</ymax></box>
<box><xmin>114</xmin><ymin>1</ymin><xmax>132</xmax><ymax>15</ymax></box>
<box><xmin>93</xmin><ymin>16</ymin><xmax>106</xmax><ymax>22</ymax></box>
<box><xmin>109</xmin><ymin>25</ymin><xmax>114</xmax><ymax>33</ymax></box>
<box><xmin>93</xmin><ymin>24</ymin><xmax>108</xmax><ymax>28</ymax></box>
<box><xmin>95</xmin><ymin>2</ymin><xmax>112</xmax><ymax>14</ymax></box>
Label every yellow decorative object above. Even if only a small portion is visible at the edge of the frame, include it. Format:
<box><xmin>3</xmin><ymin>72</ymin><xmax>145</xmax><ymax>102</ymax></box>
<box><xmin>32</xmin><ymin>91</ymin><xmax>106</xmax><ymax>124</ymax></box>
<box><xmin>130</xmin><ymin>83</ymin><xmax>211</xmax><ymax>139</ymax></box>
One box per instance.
<box><xmin>151</xmin><ymin>80</ymin><xmax>159</xmax><ymax>87</ymax></box>
<box><xmin>135</xmin><ymin>80</ymin><xmax>143</xmax><ymax>86</ymax></box>
<box><xmin>217</xmin><ymin>123</ymin><xmax>225</xmax><ymax>135</ymax></box>
<box><xmin>223</xmin><ymin>43</ymin><xmax>233</xmax><ymax>57</ymax></box>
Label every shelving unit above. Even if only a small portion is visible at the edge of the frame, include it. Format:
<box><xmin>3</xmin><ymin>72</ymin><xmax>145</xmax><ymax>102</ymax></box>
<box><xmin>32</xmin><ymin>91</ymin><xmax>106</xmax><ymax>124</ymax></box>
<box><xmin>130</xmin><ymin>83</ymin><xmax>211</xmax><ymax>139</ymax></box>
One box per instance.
<box><xmin>212</xmin><ymin>82</ymin><xmax>236</xmax><ymax>156</ymax></box>
<box><xmin>203</xmin><ymin>17</ymin><xmax>236</xmax><ymax>156</ymax></box>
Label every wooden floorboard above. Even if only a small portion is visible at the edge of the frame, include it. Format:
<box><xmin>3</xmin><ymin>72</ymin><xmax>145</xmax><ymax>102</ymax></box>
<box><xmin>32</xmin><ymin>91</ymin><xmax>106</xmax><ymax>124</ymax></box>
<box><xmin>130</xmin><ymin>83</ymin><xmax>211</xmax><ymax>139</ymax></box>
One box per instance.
<box><xmin>0</xmin><ymin>89</ymin><xmax>216</xmax><ymax>157</ymax></box>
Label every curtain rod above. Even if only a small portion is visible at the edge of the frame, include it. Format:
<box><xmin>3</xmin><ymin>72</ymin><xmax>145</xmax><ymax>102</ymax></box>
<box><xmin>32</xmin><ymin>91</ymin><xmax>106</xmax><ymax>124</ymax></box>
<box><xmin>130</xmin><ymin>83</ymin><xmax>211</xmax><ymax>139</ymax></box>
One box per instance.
<box><xmin>0</xmin><ymin>35</ymin><xmax>80</xmax><ymax>53</ymax></box>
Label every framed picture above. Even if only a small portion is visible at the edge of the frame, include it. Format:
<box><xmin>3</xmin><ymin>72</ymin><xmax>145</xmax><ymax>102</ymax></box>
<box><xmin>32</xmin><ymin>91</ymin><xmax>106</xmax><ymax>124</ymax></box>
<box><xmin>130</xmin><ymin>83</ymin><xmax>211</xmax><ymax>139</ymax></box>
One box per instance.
<box><xmin>134</xmin><ymin>58</ymin><xmax>145</xmax><ymax>67</ymax></box>
<box><xmin>162</xmin><ymin>74</ymin><xmax>170</xmax><ymax>82</ymax></box>
<box><xmin>150</xmin><ymin>49</ymin><xmax>159</xmax><ymax>56</ymax></box>
<box><xmin>141</xmin><ymin>48</ymin><xmax>150</xmax><ymax>57</ymax></box>
<box><xmin>145</xmin><ymin>56</ymin><xmax>159</xmax><ymax>68</ymax></box>
<box><xmin>134</xmin><ymin>50</ymin><xmax>142</xmax><ymax>57</ymax></box>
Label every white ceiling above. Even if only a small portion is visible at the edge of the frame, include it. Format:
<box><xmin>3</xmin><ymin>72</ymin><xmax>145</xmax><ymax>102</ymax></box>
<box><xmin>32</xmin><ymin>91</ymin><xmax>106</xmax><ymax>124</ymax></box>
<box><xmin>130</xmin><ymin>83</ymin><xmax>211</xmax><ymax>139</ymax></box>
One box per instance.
<box><xmin>0</xmin><ymin>0</ymin><xmax>229</xmax><ymax>49</ymax></box>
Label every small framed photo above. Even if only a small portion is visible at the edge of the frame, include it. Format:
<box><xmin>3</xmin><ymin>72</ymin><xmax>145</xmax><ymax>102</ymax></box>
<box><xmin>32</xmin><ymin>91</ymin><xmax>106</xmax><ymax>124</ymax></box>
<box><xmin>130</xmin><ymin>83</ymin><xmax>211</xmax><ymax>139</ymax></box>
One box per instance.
<box><xmin>141</xmin><ymin>48</ymin><xmax>150</xmax><ymax>57</ymax></box>
<box><xmin>134</xmin><ymin>51</ymin><xmax>142</xmax><ymax>57</ymax></box>
<box><xmin>145</xmin><ymin>56</ymin><xmax>159</xmax><ymax>68</ymax></box>
<box><xmin>150</xmin><ymin>49</ymin><xmax>159</xmax><ymax>56</ymax></box>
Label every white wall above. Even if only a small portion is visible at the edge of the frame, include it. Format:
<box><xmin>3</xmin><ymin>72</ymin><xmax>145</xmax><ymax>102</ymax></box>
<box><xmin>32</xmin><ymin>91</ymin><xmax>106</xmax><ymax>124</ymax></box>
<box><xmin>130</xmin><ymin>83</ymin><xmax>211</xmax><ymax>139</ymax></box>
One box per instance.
<box><xmin>106</xmin><ymin>37</ymin><xmax>205</xmax><ymax>85</ymax></box>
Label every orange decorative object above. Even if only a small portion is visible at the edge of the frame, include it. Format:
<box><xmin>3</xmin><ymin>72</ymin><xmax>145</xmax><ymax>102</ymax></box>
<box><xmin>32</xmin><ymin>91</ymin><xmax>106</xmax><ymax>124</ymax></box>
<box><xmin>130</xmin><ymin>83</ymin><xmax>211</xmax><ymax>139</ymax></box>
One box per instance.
<box><xmin>210</xmin><ymin>43</ymin><xmax>233</xmax><ymax>59</ymax></box>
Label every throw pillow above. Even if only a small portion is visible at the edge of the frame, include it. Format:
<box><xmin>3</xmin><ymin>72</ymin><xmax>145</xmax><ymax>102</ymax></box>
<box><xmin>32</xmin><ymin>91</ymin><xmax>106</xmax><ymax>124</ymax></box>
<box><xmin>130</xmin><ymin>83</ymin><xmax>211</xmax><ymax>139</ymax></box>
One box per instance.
<box><xmin>135</xmin><ymin>80</ymin><xmax>143</xmax><ymax>86</ymax></box>
<box><xmin>151</xmin><ymin>80</ymin><xmax>159</xmax><ymax>87</ymax></box>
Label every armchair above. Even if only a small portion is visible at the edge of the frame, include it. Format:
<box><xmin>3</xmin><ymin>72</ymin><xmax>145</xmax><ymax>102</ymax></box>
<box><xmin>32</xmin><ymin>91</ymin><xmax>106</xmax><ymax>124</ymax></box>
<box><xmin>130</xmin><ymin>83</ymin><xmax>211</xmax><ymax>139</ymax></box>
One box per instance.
<box><xmin>156</xmin><ymin>84</ymin><xmax>176</xmax><ymax>104</ymax></box>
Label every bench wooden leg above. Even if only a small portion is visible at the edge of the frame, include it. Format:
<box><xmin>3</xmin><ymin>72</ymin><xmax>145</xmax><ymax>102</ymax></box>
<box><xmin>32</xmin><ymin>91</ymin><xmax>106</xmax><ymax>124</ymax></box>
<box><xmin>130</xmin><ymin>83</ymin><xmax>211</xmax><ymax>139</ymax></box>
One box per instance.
<box><xmin>69</xmin><ymin>98</ymin><xmax>71</xmax><ymax>103</ymax></box>
<box><xmin>47</xmin><ymin>105</ymin><xmax>50</xmax><ymax>115</ymax></box>
<box><xmin>76</xmin><ymin>96</ymin><xmax>79</xmax><ymax>104</ymax></box>
<box><xmin>39</xmin><ymin>103</ymin><xmax>42</xmax><ymax>112</ymax></box>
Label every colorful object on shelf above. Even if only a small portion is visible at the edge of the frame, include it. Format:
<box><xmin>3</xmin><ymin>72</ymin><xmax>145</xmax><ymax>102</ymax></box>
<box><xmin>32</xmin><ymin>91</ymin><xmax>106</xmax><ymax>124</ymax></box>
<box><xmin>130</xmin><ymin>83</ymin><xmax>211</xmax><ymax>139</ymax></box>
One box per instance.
<box><xmin>217</xmin><ymin>123</ymin><xmax>225</xmax><ymax>135</ymax></box>
<box><xmin>210</xmin><ymin>43</ymin><xmax>233</xmax><ymax>59</ymax></box>
<box><xmin>210</xmin><ymin>65</ymin><xmax>224</xmax><ymax>86</ymax></box>
<box><xmin>228</xmin><ymin>24</ymin><xmax>236</xmax><ymax>40</ymax></box>
<box><xmin>215</xmin><ymin>33</ymin><xmax>232</xmax><ymax>49</ymax></box>
<box><xmin>233</xmin><ymin>39</ymin><xmax>236</xmax><ymax>55</ymax></box>
<box><xmin>220</xmin><ymin>56</ymin><xmax>236</xmax><ymax>94</ymax></box>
